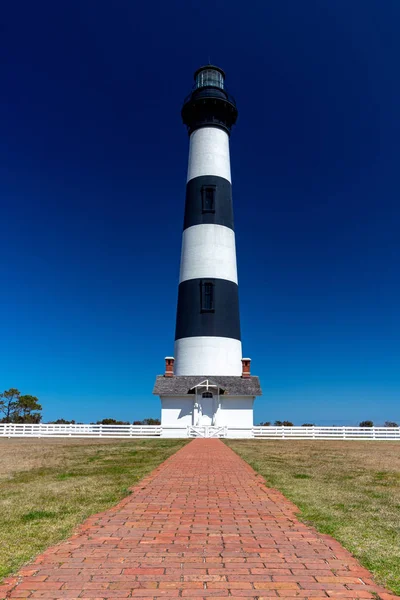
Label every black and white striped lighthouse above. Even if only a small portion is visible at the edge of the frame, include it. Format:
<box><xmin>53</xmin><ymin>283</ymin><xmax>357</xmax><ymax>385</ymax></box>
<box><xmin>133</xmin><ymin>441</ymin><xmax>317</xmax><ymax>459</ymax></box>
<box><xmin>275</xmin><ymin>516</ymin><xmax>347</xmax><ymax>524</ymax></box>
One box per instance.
<box><xmin>174</xmin><ymin>65</ymin><xmax>241</xmax><ymax>376</ymax></box>
<box><xmin>154</xmin><ymin>65</ymin><xmax>262</xmax><ymax>435</ymax></box>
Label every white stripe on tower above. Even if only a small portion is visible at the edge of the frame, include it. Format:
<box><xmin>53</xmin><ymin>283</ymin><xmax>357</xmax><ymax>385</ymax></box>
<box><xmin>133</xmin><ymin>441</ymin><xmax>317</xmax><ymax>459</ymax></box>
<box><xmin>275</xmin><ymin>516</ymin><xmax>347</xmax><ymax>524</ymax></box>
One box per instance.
<box><xmin>174</xmin><ymin>337</ymin><xmax>242</xmax><ymax>376</ymax></box>
<box><xmin>179</xmin><ymin>224</ymin><xmax>238</xmax><ymax>284</ymax></box>
<box><xmin>187</xmin><ymin>127</ymin><xmax>232</xmax><ymax>183</ymax></box>
<box><xmin>174</xmin><ymin>65</ymin><xmax>241</xmax><ymax>376</ymax></box>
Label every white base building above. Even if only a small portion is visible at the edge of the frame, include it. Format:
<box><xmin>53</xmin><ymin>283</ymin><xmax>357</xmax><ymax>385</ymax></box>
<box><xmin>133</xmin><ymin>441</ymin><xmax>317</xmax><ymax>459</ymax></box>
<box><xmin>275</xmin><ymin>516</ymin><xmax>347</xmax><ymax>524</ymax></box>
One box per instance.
<box><xmin>153</xmin><ymin>370</ymin><xmax>262</xmax><ymax>437</ymax></box>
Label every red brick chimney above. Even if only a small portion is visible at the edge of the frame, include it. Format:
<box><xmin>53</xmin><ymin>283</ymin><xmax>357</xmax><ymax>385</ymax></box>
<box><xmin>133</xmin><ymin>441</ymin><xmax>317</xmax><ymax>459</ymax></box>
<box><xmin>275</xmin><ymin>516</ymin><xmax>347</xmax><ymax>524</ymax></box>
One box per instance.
<box><xmin>241</xmin><ymin>358</ymin><xmax>251</xmax><ymax>378</ymax></box>
<box><xmin>164</xmin><ymin>357</ymin><xmax>174</xmax><ymax>377</ymax></box>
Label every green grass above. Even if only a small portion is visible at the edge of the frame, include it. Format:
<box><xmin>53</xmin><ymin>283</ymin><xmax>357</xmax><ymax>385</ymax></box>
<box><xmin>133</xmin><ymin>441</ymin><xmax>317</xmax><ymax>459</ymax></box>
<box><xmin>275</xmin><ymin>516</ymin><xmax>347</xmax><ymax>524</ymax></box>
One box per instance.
<box><xmin>0</xmin><ymin>438</ymin><xmax>187</xmax><ymax>581</ymax></box>
<box><xmin>226</xmin><ymin>440</ymin><xmax>400</xmax><ymax>596</ymax></box>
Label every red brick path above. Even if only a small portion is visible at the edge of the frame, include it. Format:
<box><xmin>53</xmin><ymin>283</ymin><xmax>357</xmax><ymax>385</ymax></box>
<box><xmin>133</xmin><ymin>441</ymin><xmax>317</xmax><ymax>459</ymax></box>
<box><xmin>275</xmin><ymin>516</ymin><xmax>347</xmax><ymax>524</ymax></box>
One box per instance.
<box><xmin>1</xmin><ymin>439</ymin><xmax>398</xmax><ymax>600</ymax></box>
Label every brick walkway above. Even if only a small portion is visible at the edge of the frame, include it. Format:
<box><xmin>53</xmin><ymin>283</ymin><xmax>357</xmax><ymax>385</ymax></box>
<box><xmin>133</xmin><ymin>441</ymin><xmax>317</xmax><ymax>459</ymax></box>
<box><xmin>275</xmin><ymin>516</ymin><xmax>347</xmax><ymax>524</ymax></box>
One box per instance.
<box><xmin>1</xmin><ymin>439</ymin><xmax>398</xmax><ymax>600</ymax></box>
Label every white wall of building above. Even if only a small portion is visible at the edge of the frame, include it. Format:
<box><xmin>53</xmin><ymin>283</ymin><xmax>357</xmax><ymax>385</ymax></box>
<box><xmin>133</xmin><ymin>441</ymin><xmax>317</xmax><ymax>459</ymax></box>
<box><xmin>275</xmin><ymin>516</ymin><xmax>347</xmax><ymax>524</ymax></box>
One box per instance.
<box><xmin>161</xmin><ymin>395</ymin><xmax>254</xmax><ymax>430</ymax></box>
<box><xmin>174</xmin><ymin>337</ymin><xmax>242</xmax><ymax>376</ymax></box>
<box><xmin>218</xmin><ymin>397</ymin><xmax>254</xmax><ymax>428</ymax></box>
<box><xmin>161</xmin><ymin>397</ymin><xmax>193</xmax><ymax>426</ymax></box>
<box><xmin>179</xmin><ymin>224</ymin><xmax>238</xmax><ymax>284</ymax></box>
<box><xmin>187</xmin><ymin>127</ymin><xmax>231</xmax><ymax>183</ymax></box>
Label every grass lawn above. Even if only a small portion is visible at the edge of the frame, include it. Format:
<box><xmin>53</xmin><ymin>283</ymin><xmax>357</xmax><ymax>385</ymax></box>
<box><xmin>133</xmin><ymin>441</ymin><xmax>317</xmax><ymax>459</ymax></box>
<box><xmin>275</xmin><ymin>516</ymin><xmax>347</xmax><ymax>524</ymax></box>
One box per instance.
<box><xmin>226</xmin><ymin>440</ymin><xmax>400</xmax><ymax>596</ymax></box>
<box><xmin>0</xmin><ymin>437</ymin><xmax>187</xmax><ymax>581</ymax></box>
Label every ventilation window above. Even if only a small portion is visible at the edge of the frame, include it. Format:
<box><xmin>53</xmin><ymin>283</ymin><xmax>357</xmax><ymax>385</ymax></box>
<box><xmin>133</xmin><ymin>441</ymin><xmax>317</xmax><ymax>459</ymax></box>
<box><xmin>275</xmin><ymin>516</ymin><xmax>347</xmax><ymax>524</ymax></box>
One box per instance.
<box><xmin>202</xmin><ymin>186</ymin><xmax>216</xmax><ymax>213</ymax></box>
<box><xmin>202</xmin><ymin>392</ymin><xmax>213</xmax><ymax>398</ymax></box>
<box><xmin>200</xmin><ymin>281</ymin><xmax>215</xmax><ymax>312</ymax></box>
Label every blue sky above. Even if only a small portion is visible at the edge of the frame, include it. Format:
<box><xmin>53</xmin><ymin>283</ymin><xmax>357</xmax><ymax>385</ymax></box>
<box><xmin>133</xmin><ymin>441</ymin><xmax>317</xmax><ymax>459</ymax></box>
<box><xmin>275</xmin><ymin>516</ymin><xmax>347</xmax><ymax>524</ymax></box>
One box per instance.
<box><xmin>1</xmin><ymin>1</ymin><xmax>399</xmax><ymax>425</ymax></box>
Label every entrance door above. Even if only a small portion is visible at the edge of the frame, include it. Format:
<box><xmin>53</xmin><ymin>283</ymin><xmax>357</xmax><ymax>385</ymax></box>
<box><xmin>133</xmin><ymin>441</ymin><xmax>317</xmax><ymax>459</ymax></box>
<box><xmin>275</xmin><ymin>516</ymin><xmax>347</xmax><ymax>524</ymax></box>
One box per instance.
<box><xmin>200</xmin><ymin>394</ymin><xmax>214</xmax><ymax>425</ymax></box>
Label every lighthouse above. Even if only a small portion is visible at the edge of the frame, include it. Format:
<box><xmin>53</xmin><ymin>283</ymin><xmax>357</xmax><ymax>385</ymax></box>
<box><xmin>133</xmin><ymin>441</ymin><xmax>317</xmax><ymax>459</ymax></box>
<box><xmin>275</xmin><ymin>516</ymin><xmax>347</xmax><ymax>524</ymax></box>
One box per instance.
<box><xmin>153</xmin><ymin>65</ymin><xmax>262</xmax><ymax>437</ymax></box>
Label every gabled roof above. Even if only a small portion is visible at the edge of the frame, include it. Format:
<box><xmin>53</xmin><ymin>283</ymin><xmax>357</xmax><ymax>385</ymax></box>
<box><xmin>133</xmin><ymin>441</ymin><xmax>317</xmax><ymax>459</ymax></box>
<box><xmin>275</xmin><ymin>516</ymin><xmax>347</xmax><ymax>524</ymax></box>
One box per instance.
<box><xmin>153</xmin><ymin>375</ymin><xmax>262</xmax><ymax>397</ymax></box>
<box><xmin>187</xmin><ymin>379</ymin><xmax>225</xmax><ymax>392</ymax></box>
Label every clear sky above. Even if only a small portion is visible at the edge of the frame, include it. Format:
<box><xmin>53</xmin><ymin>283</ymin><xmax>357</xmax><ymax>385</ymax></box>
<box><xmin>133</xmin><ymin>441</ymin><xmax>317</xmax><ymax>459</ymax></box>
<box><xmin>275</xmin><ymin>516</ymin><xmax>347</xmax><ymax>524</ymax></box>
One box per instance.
<box><xmin>1</xmin><ymin>1</ymin><xmax>399</xmax><ymax>425</ymax></box>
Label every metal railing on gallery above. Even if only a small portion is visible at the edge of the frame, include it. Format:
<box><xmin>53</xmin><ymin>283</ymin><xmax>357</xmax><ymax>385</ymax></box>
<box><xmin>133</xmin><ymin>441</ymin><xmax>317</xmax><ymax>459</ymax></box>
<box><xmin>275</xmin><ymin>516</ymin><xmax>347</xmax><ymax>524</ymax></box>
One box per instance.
<box><xmin>0</xmin><ymin>424</ymin><xmax>399</xmax><ymax>439</ymax></box>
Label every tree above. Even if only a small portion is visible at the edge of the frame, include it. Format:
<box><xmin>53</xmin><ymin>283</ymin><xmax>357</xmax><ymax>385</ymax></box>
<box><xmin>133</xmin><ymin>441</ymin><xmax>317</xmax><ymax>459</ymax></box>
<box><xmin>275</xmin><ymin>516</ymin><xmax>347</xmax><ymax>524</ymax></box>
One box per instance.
<box><xmin>359</xmin><ymin>420</ymin><xmax>374</xmax><ymax>427</ymax></box>
<box><xmin>14</xmin><ymin>395</ymin><xmax>42</xmax><ymax>423</ymax></box>
<box><xmin>282</xmin><ymin>421</ymin><xmax>294</xmax><ymax>427</ymax></box>
<box><xmin>0</xmin><ymin>389</ymin><xmax>42</xmax><ymax>423</ymax></box>
<box><xmin>302</xmin><ymin>423</ymin><xmax>315</xmax><ymax>427</ymax></box>
<box><xmin>0</xmin><ymin>388</ymin><xmax>21</xmax><ymax>422</ymax></box>
<box><xmin>274</xmin><ymin>420</ymin><xmax>283</xmax><ymax>426</ymax></box>
<box><xmin>96</xmin><ymin>418</ymin><xmax>130</xmax><ymax>425</ymax></box>
<box><xmin>133</xmin><ymin>418</ymin><xmax>161</xmax><ymax>425</ymax></box>
<box><xmin>48</xmin><ymin>419</ymin><xmax>76</xmax><ymax>424</ymax></box>
<box><xmin>258</xmin><ymin>421</ymin><xmax>271</xmax><ymax>426</ymax></box>
<box><xmin>142</xmin><ymin>418</ymin><xmax>161</xmax><ymax>425</ymax></box>
<box><xmin>384</xmin><ymin>421</ymin><xmax>399</xmax><ymax>428</ymax></box>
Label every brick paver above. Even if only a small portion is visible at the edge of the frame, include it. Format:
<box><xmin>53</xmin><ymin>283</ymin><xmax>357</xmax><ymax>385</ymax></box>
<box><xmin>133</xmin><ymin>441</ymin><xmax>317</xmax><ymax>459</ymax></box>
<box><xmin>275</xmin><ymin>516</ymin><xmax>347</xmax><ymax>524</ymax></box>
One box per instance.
<box><xmin>1</xmin><ymin>439</ymin><xmax>398</xmax><ymax>600</ymax></box>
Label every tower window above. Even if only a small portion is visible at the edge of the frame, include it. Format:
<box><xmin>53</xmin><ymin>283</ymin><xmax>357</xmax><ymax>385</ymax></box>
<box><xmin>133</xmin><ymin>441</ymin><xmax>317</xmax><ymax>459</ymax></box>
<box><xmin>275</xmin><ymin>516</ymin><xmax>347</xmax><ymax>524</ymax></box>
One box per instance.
<box><xmin>202</xmin><ymin>186</ymin><xmax>216</xmax><ymax>213</ymax></box>
<box><xmin>200</xmin><ymin>281</ymin><xmax>215</xmax><ymax>312</ymax></box>
<box><xmin>202</xmin><ymin>392</ymin><xmax>213</xmax><ymax>398</ymax></box>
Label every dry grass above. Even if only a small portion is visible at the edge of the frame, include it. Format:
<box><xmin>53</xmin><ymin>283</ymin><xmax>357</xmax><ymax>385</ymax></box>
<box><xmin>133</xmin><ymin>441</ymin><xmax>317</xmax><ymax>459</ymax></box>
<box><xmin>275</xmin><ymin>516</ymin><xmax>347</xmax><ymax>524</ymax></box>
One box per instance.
<box><xmin>0</xmin><ymin>437</ymin><xmax>187</xmax><ymax>581</ymax></box>
<box><xmin>226</xmin><ymin>440</ymin><xmax>400</xmax><ymax>596</ymax></box>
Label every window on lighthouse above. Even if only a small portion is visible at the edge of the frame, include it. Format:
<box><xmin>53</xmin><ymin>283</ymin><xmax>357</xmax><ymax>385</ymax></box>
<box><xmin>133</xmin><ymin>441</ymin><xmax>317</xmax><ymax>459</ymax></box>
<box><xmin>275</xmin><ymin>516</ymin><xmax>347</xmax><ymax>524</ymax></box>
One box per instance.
<box><xmin>201</xmin><ymin>281</ymin><xmax>215</xmax><ymax>312</ymax></box>
<box><xmin>202</xmin><ymin>186</ymin><xmax>216</xmax><ymax>213</ymax></box>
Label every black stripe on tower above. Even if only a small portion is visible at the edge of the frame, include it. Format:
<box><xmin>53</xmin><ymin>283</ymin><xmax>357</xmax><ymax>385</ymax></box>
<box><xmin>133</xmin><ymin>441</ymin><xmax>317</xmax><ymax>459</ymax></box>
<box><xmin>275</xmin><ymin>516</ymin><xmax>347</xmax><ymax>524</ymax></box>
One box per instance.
<box><xmin>183</xmin><ymin>175</ymin><xmax>234</xmax><ymax>231</ymax></box>
<box><xmin>175</xmin><ymin>278</ymin><xmax>241</xmax><ymax>341</ymax></box>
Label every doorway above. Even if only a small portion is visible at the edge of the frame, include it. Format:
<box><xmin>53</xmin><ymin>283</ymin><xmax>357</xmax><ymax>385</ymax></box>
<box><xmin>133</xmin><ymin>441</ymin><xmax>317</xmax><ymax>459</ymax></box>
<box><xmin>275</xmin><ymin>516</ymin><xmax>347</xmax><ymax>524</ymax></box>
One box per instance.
<box><xmin>200</xmin><ymin>392</ymin><xmax>214</xmax><ymax>425</ymax></box>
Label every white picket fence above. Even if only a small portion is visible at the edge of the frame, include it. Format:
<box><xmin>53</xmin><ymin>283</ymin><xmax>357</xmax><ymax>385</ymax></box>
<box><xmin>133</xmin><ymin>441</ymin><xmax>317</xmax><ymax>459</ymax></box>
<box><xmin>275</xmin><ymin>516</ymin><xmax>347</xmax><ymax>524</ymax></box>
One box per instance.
<box><xmin>0</xmin><ymin>423</ymin><xmax>162</xmax><ymax>438</ymax></box>
<box><xmin>252</xmin><ymin>426</ymin><xmax>400</xmax><ymax>440</ymax></box>
<box><xmin>0</xmin><ymin>423</ymin><xmax>399</xmax><ymax>439</ymax></box>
